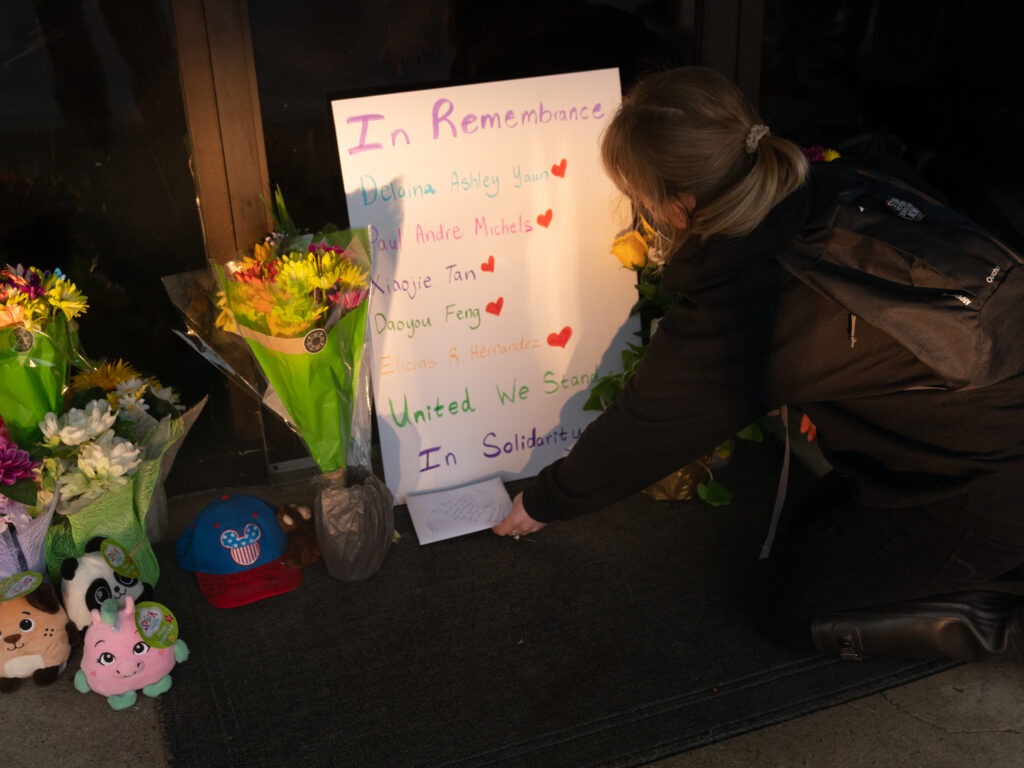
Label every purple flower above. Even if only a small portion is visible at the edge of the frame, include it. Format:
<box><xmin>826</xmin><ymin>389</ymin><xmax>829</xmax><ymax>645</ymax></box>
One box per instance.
<box><xmin>1</xmin><ymin>263</ymin><xmax>47</xmax><ymax>299</ymax></box>
<box><xmin>802</xmin><ymin>145</ymin><xmax>826</xmax><ymax>164</ymax></box>
<box><xmin>0</xmin><ymin>443</ymin><xmax>38</xmax><ymax>486</ymax></box>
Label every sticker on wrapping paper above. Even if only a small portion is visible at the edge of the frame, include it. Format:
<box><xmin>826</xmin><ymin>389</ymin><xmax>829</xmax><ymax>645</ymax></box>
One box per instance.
<box><xmin>100</xmin><ymin>539</ymin><xmax>139</xmax><ymax>580</ymax></box>
<box><xmin>10</xmin><ymin>327</ymin><xmax>34</xmax><ymax>353</ymax></box>
<box><xmin>135</xmin><ymin>601</ymin><xmax>179</xmax><ymax>648</ymax></box>
<box><xmin>0</xmin><ymin>571</ymin><xmax>42</xmax><ymax>601</ymax></box>
<box><xmin>303</xmin><ymin>328</ymin><xmax>328</xmax><ymax>354</ymax></box>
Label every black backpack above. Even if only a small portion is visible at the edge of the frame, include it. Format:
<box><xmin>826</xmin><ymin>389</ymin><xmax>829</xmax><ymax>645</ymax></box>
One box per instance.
<box><xmin>776</xmin><ymin>162</ymin><xmax>1024</xmax><ymax>390</ymax></box>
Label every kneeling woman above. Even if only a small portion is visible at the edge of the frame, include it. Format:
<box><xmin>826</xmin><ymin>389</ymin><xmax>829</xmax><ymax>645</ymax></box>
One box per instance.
<box><xmin>493</xmin><ymin>66</ymin><xmax>1024</xmax><ymax>662</ymax></box>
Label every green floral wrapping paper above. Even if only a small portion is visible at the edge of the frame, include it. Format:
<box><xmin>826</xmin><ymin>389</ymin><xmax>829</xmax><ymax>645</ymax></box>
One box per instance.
<box><xmin>212</xmin><ymin>226</ymin><xmax>372</xmax><ymax>474</ymax></box>
<box><xmin>43</xmin><ymin>400</ymin><xmax>204</xmax><ymax>585</ymax></box>
<box><xmin>0</xmin><ymin>314</ymin><xmax>72</xmax><ymax>447</ymax></box>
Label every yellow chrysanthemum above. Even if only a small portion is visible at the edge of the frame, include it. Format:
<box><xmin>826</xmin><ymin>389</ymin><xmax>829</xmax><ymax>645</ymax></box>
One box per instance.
<box><xmin>332</xmin><ymin>258</ymin><xmax>369</xmax><ymax>291</ymax></box>
<box><xmin>69</xmin><ymin>359</ymin><xmax>142</xmax><ymax>394</ymax></box>
<box><xmin>45</xmin><ymin>277</ymin><xmax>89</xmax><ymax>320</ymax></box>
<box><xmin>214</xmin><ymin>290</ymin><xmax>239</xmax><ymax>333</ymax></box>
<box><xmin>277</xmin><ymin>254</ymin><xmax>322</xmax><ymax>291</ymax></box>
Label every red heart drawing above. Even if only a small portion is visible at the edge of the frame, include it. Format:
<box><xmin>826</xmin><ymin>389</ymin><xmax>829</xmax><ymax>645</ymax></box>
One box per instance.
<box><xmin>481</xmin><ymin>255</ymin><xmax>495</xmax><ymax>272</ymax></box>
<box><xmin>547</xmin><ymin>326</ymin><xmax>572</xmax><ymax>348</ymax></box>
<box><xmin>551</xmin><ymin>158</ymin><xmax>567</xmax><ymax>177</ymax></box>
<box><xmin>537</xmin><ymin>209</ymin><xmax>553</xmax><ymax>227</ymax></box>
<box><xmin>486</xmin><ymin>297</ymin><xmax>504</xmax><ymax>316</ymax></box>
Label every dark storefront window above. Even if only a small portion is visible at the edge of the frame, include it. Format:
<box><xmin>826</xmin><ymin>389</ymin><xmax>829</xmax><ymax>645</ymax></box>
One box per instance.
<box><xmin>246</xmin><ymin>0</ymin><xmax>696</xmax><ymax>229</ymax></box>
<box><xmin>757</xmin><ymin>1</ymin><xmax>1022</xmax><ymax>250</ymax></box>
<box><xmin>5</xmin><ymin>1</ymin><xmax>1017</xmax><ymax>498</ymax></box>
<box><xmin>0</xmin><ymin>1</ymin><xmax>699</xmax><ymax>496</ymax></box>
<box><xmin>1</xmin><ymin>1</ymin><xmax>204</xmax><ymax>376</ymax></box>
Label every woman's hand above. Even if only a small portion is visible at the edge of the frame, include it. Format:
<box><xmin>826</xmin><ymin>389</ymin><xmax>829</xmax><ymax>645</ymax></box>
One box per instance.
<box><xmin>492</xmin><ymin>491</ymin><xmax>547</xmax><ymax>540</ymax></box>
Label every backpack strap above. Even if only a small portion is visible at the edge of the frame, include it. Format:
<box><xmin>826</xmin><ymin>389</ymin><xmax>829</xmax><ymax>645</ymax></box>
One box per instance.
<box><xmin>759</xmin><ymin>404</ymin><xmax>791</xmax><ymax>560</ymax></box>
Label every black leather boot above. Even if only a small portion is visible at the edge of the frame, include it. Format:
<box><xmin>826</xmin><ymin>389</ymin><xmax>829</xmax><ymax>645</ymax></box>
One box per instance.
<box><xmin>811</xmin><ymin>590</ymin><xmax>1024</xmax><ymax>662</ymax></box>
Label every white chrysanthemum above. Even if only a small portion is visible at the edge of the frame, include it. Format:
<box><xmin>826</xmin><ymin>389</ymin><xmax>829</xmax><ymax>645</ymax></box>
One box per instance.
<box><xmin>39</xmin><ymin>412</ymin><xmax>63</xmax><ymax>444</ymax></box>
<box><xmin>114</xmin><ymin>376</ymin><xmax>148</xmax><ymax>400</ymax></box>
<box><xmin>150</xmin><ymin>382</ymin><xmax>185</xmax><ymax>412</ymax></box>
<box><xmin>58</xmin><ymin>433</ymin><xmax>142</xmax><ymax>501</ymax></box>
<box><xmin>42</xmin><ymin>400</ymin><xmax>117</xmax><ymax>447</ymax></box>
<box><xmin>117</xmin><ymin>391</ymin><xmax>149</xmax><ymax>416</ymax></box>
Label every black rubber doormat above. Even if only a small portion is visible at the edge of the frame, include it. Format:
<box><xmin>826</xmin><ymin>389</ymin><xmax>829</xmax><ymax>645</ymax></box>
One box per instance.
<box><xmin>156</xmin><ymin>440</ymin><xmax>954</xmax><ymax>768</ymax></box>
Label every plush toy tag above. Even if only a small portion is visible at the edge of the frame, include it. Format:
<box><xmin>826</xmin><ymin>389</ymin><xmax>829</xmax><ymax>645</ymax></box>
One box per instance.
<box><xmin>135</xmin><ymin>601</ymin><xmax>179</xmax><ymax>648</ymax></box>
<box><xmin>0</xmin><ymin>570</ymin><xmax>42</xmax><ymax>601</ymax></box>
<box><xmin>100</xmin><ymin>538</ymin><xmax>140</xmax><ymax>580</ymax></box>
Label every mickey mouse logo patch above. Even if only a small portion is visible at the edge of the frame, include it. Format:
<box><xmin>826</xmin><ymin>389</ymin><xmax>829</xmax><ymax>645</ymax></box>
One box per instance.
<box><xmin>220</xmin><ymin>523</ymin><xmax>262</xmax><ymax>567</ymax></box>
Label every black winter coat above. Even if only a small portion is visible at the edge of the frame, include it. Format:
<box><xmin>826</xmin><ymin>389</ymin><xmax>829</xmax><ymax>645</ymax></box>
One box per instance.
<box><xmin>523</xmin><ymin>166</ymin><xmax>1024</xmax><ymax>522</ymax></box>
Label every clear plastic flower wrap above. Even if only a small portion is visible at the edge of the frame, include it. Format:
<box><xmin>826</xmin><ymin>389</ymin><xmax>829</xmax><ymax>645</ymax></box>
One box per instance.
<box><xmin>163</xmin><ymin>191</ymin><xmax>388</xmax><ymax>579</ymax></box>
<box><xmin>162</xmin><ymin>234</ymin><xmax>374</xmax><ymax>475</ymax></box>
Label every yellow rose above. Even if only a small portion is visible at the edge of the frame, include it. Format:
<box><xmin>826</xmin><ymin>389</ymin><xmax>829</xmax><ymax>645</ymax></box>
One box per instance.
<box><xmin>611</xmin><ymin>230</ymin><xmax>649</xmax><ymax>270</ymax></box>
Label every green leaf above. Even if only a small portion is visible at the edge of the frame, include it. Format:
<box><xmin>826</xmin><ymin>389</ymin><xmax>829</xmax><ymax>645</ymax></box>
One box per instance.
<box><xmin>1</xmin><ymin>478</ymin><xmax>39</xmax><ymax>507</ymax></box>
<box><xmin>697</xmin><ymin>481</ymin><xmax>733</xmax><ymax>506</ymax></box>
<box><xmin>260</xmin><ymin>184</ymin><xmax>298</xmax><ymax>236</ymax></box>
<box><xmin>736</xmin><ymin>420</ymin><xmax>765</xmax><ymax>443</ymax></box>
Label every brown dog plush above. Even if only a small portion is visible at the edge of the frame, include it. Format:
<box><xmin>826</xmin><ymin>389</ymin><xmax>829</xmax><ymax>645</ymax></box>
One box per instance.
<box><xmin>276</xmin><ymin>504</ymin><xmax>320</xmax><ymax>569</ymax></box>
<box><xmin>0</xmin><ymin>581</ymin><xmax>81</xmax><ymax>692</ymax></box>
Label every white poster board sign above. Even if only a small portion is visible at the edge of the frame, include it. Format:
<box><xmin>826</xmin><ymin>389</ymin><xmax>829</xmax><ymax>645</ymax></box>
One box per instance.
<box><xmin>331</xmin><ymin>69</ymin><xmax>639</xmax><ymax>503</ymax></box>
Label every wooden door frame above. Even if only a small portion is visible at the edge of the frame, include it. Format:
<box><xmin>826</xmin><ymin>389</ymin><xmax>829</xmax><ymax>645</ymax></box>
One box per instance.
<box><xmin>171</xmin><ymin>0</ymin><xmax>271</xmax><ymax>477</ymax></box>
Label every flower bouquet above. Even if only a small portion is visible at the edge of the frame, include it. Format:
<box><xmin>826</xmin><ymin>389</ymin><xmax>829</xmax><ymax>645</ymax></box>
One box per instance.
<box><xmin>0</xmin><ymin>264</ymin><xmax>89</xmax><ymax>447</ymax></box>
<box><xmin>42</xmin><ymin>361</ymin><xmax>205</xmax><ymax>584</ymax></box>
<box><xmin>166</xmin><ymin>189</ymin><xmax>390</xmax><ymax>581</ymax></box>
<box><xmin>1</xmin><ymin>261</ymin><xmax>202</xmax><ymax>586</ymax></box>
<box><xmin>210</xmin><ymin>190</ymin><xmax>372</xmax><ymax>476</ymax></box>
<box><xmin>0</xmin><ymin>359</ymin><xmax>203</xmax><ymax>585</ymax></box>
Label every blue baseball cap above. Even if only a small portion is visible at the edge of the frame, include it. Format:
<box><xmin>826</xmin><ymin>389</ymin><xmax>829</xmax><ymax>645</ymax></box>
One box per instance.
<box><xmin>176</xmin><ymin>494</ymin><xmax>300</xmax><ymax>608</ymax></box>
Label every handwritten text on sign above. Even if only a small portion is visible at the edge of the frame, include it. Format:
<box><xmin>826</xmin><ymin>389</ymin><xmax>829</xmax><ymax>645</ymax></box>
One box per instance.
<box><xmin>332</xmin><ymin>70</ymin><xmax>639</xmax><ymax>503</ymax></box>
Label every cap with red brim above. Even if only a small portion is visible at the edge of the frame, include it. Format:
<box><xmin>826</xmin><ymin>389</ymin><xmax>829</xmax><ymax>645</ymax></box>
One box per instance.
<box><xmin>176</xmin><ymin>493</ymin><xmax>301</xmax><ymax>608</ymax></box>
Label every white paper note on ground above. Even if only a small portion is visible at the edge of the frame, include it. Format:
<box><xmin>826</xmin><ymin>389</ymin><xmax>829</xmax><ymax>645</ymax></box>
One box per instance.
<box><xmin>406</xmin><ymin>476</ymin><xmax>513</xmax><ymax>544</ymax></box>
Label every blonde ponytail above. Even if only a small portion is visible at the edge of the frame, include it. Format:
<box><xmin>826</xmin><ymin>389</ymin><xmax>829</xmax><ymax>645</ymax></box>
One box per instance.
<box><xmin>601</xmin><ymin>66</ymin><xmax>809</xmax><ymax>243</ymax></box>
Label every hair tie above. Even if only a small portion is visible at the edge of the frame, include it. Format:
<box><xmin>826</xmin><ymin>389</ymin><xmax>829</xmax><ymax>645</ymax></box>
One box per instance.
<box><xmin>745</xmin><ymin>124</ymin><xmax>770</xmax><ymax>154</ymax></box>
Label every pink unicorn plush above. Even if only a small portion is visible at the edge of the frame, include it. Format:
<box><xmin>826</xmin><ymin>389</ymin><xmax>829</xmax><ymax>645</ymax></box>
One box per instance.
<box><xmin>74</xmin><ymin>596</ymin><xmax>189</xmax><ymax>710</ymax></box>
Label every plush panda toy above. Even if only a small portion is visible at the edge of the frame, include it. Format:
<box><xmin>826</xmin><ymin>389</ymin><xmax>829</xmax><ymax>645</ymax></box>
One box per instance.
<box><xmin>60</xmin><ymin>537</ymin><xmax>153</xmax><ymax>631</ymax></box>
